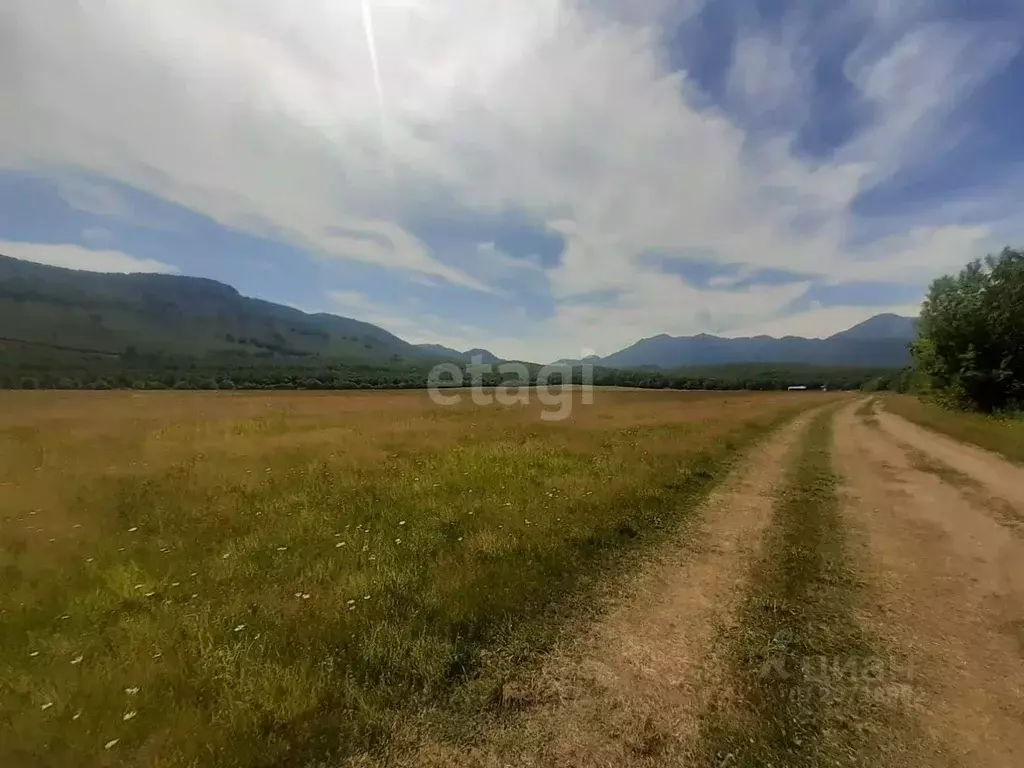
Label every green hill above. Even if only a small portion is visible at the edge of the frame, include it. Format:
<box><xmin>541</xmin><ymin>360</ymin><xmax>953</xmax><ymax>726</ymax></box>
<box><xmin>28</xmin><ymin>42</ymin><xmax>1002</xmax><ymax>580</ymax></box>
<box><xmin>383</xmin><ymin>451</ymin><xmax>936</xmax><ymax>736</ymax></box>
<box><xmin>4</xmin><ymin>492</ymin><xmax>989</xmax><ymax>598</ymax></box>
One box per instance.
<box><xmin>0</xmin><ymin>254</ymin><xmax>417</xmax><ymax>360</ymax></box>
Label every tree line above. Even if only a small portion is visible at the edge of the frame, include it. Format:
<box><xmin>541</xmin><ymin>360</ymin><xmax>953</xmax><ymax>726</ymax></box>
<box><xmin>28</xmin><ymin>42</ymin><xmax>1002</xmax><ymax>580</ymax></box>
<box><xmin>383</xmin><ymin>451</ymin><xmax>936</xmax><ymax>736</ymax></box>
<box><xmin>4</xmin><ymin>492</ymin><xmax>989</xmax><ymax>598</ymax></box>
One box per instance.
<box><xmin>912</xmin><ymin>247</ymin><xmax>1024</xmax><ymax>413</ymax></box>
<box><xmin>0</xmin><ymin>341</ymin><xmax>899</xmax><ymax>393</ymax></box>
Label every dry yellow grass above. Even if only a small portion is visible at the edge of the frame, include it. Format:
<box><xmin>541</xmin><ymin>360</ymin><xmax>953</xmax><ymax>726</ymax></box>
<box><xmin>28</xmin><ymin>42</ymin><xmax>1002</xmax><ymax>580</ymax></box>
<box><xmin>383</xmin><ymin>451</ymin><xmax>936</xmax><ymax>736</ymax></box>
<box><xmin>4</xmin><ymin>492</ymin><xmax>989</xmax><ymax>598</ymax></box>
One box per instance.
<box><xmin>0</xmin><ymin>389</ymin><xmax>831</xmax><ymax>767</ymax></box>
<box><xmin>883</xmin><ymin>394</ymin><xmax>1024</xmax><ymax>464</ymax></box>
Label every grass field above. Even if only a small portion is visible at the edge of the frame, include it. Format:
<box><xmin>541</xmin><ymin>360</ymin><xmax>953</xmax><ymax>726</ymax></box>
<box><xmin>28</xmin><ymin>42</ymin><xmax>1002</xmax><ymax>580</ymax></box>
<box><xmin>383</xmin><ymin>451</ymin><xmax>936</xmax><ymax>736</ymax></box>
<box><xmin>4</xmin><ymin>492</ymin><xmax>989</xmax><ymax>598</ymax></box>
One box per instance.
<box><xmin>1</xmin><ymin>389</ymin><xmax>830</xmax><ymax>767</ymax></box>
<box><xmin>884</xmin><ymin>395</ymin><xmax>1024</xmax><ymax>464</ymax></box>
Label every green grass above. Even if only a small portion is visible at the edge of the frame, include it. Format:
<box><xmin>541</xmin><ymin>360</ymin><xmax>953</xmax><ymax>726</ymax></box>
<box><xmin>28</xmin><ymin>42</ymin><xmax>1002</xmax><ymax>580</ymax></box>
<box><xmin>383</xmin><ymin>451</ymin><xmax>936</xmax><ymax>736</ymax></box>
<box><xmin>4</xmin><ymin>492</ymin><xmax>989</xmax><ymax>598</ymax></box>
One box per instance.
<box><xmin>697</xmin><ymin>409</ymin><xmax>908</xmax><ymax>767</ymax></box>
<box><xmin>0</xmin><ymin>390</ymin><xmax>830</xmax><ymax>767</ymax></box>
<box><xmin>885</xmin><ymin>395</ymin><xmax>1024</xmax><ymax>464</ymax></box>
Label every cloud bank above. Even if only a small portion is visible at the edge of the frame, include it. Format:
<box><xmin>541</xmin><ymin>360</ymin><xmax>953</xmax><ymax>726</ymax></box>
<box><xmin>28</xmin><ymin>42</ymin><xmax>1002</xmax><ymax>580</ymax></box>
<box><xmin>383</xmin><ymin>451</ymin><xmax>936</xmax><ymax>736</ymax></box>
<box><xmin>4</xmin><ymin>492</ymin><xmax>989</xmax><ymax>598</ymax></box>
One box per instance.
<box><xmin>2</xmin><ymin>0</ymin><xmax>1021</xmax><ymax>360</ymax></box>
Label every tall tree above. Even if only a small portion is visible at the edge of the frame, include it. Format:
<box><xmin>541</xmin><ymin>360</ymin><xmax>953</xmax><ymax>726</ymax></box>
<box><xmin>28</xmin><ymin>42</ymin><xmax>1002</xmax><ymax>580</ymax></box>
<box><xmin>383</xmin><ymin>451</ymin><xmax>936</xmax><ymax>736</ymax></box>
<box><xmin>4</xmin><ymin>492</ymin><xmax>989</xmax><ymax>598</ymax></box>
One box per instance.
<box><xmin>913</xmin><ymin>247</ymin><xmax>1024</xmax><ymax>412</ymax></box>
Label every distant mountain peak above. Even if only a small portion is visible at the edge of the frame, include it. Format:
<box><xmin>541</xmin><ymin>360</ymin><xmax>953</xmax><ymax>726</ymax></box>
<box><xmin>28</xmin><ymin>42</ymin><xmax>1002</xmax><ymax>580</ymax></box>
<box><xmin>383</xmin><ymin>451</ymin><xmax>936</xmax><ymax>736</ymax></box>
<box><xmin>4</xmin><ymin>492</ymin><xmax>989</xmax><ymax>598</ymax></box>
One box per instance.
<box><xmin>464</xmin><ymin>348</ymin><xmax>501</xmax><ymax>364</ymax></box>
<box><xmin>828</xmin><ymin>314</ymin><xmax>917</xmax><ymax>341</ymax></box>
<box><xmin>596</xmin><ymin>313</ymin><xmax>918</xmax><ymax>370</ymax></box>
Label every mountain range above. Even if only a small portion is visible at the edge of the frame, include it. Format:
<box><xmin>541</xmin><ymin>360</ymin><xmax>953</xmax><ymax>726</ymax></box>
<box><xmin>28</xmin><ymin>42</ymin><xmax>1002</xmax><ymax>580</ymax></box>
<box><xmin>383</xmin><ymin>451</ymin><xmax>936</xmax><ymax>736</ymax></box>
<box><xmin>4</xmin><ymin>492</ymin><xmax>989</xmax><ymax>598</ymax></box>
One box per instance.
<box><xmin>0</xmin><ymin>253</ymin><xmax>916</xmax><ymax>369</ymax></box>
<box><xmin>580</xmin><ymin>313</ymin><xmax>918</xmax><ymax>369</ymax></box>
<box><xmin>413</xmin><ymin>344</ymin><xmax>503</xmax><ymax>364</ymax></box>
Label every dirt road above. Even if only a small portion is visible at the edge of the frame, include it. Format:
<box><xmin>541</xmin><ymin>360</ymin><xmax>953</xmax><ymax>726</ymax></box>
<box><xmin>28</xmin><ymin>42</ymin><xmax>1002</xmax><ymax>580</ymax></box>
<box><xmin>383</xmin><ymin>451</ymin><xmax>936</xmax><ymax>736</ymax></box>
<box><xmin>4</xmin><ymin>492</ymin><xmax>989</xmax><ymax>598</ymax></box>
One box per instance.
<box><xmin>407</xmin><ymin>412</ymin><xmax>817</xmax><ymax>767</ymax></box>
<box><xmin>834</xmin><ymin>400</ymin><xmax>1024</xmax><ymax>766</ymax></box>
<box><xmin>392</xmin><ymin>402</ymin><xmax>1024</xmax><ymax>766</ymax></box>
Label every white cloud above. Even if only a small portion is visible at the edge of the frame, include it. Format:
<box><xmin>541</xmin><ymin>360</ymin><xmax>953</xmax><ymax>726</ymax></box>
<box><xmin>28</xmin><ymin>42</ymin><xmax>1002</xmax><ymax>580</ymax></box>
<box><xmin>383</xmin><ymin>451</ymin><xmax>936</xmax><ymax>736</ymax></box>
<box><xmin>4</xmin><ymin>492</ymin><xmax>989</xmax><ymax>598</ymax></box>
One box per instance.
<box><xmin>0</xmin><ymin>0</ymin><xmax>1018</xmax><ymax>358</ymax></box>
<box><xmin>840</xmin><ymin>18</ymin><xmax>1018</xmax><ymax>186</ymax></box>
<box><xmin>327</xmin><ymin>289</ymin><xmax>481</xmax><ymax>351</ymax></box>
<box><xmin>57</xmin><ymin>178</ymin><xmax>135</xmax><ymax>219</ymax></box>
<box><xmin>727</xmin><ymin>22</ymin><xmax>809</xmax><ymax>129</ymax></box>
<box><xmin>0</xmin><ymin>241</ymin><xmax>179</xmax><ymax>274</ymax></box>
<box><xmin>80</xmin><ymin>226</ymin><xmax>113</xmax><ymax>245</ymax></box>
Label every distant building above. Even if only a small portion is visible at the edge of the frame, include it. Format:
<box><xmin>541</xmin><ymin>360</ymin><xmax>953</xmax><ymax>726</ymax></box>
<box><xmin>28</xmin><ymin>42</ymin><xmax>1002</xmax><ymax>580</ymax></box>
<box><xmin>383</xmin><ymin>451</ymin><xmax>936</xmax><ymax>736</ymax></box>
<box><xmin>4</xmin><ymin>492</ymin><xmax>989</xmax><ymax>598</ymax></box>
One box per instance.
<box><xmin>788</xmin><ymin>385</ymin><xmax>808</xmax><ymax>391</ymax></box>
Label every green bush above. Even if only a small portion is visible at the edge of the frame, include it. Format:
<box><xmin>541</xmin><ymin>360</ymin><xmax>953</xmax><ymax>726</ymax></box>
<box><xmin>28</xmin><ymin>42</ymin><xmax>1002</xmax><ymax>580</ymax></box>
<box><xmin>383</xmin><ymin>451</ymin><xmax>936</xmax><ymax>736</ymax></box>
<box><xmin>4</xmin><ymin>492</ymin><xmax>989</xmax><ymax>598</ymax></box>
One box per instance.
<box><xmin>913</xmin><ymin>247</ymin><xmax>1024</xmax><ymax>412</ymax></box>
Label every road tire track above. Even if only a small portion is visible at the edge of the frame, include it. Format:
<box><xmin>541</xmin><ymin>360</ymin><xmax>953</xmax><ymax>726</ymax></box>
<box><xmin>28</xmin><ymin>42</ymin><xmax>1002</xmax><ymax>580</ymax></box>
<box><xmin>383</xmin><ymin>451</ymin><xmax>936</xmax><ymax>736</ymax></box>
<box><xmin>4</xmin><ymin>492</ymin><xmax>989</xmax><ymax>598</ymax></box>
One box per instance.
<box><xmin>398</xmin><ymin>411</ymin><xmax>819</xmax><ymax>767</ymax></box>
<box><xmin>833</xmin><ymin>400</ymin><xmax>1024</xmax><ymax>767</ymax></box>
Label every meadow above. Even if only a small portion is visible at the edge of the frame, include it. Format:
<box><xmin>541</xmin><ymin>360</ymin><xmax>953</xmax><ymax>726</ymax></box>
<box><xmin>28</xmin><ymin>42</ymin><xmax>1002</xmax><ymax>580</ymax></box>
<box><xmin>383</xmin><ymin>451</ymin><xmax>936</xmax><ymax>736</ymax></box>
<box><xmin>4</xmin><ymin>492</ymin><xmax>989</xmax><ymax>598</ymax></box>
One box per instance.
<box><xmin>1</xmin><ymin>388</ymin><xmax>828</xmax><ymax>767</ymax></box>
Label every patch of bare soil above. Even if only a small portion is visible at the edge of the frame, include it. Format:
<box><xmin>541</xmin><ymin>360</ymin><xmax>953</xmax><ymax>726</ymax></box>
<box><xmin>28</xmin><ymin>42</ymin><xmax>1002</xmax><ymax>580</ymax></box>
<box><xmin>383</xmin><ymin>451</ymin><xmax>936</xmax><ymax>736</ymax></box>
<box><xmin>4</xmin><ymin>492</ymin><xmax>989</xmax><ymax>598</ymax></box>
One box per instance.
<box><xmin>403</xmin><ymin>413</ymin><xmax>817</xmax><ymax>768</ymax></box>
<box><xmin>833</xmin><ymin>401</ymin><xmax>1024</xmax><ymax>767</ymax></box>
<box><xmin>876</xmin><ymin>403</ymin><xmax>1024</xmax><ymax>522</ymax></box>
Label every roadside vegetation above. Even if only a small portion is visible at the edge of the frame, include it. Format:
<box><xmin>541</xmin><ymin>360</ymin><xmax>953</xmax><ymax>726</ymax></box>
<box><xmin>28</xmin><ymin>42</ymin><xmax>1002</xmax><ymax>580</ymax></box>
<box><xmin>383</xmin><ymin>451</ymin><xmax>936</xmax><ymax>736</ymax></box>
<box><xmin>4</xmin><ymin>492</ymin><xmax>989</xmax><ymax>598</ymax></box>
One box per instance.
<box><xmin>884</xmin><ymin>395</ymin><xmax>1024</xmax><ymax>464</ymax></box>
<box><xmin>0</xmin><ymin>389</ymin><xmax>826</xmax><ymax>767</ymax></box>
<box><xmin>696</xmin><ymin>410</ymin><xmax>906</xmax><ymax>766</ymax></box>
<box><xmin>911</xmin><ymin>247</ymin><xmax>1024</xmax><ymax>413</ymax></box>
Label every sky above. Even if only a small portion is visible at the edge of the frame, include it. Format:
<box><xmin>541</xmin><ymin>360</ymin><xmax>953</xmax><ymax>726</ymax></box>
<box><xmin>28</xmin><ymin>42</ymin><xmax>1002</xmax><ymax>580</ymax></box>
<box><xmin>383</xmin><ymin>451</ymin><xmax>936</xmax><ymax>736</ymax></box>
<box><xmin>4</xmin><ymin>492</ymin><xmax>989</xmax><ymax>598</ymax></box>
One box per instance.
<box><xmin>2</xmin><ymin>0</ymin><xmax>1023</xmax><ymax>362</ymax></box>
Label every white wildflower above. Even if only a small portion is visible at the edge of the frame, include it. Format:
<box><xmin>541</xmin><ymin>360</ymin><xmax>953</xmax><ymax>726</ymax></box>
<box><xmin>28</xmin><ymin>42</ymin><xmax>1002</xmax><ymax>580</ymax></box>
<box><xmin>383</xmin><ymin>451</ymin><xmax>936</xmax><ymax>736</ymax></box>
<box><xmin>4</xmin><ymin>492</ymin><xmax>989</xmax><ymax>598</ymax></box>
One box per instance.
<box><xmin>41</xmin><ymin>702</ymin><xmax>53</xmax><ymax>711</ymax></box>
<box><xmin>71</xmin><ymin>655</ymin><xmax>83</xmax><ymax>665</ymax></box>
<box><xmin>399</xmin><ymin>520</ymin><xmax>406</xmax><ymax>526</ymax></box>
<box><xmin>233</xmin><ymin>625</ymin><xmax>245</xmax><ymax>632</ymax></box>
<box><xmin>29</xmin><ymin>651</ymin><xmax>39</xmax><ymax>657</ymax></box>
<box><xmin>125</xmin><ymin>687</ymin><xmax>139</xmax><ymax>696</ymax></box>
<box><xmin>122</xmin><ymin>710</ymin><xmax>137</xmax><ymax>721</ymax></box>
<box><xmin>72</xmin><ymin>711</ymin><xmax>81</xmax><ymax>721</ymax></box>
<box><xmin>128</xmin><ymin>527</ymin><xmax>138</xmax><ymax>533</ymax></box>
<box><xmin>104</xmin><ymin>739</ymin><xmax>119</xmax><ymax>750</ymax></box>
